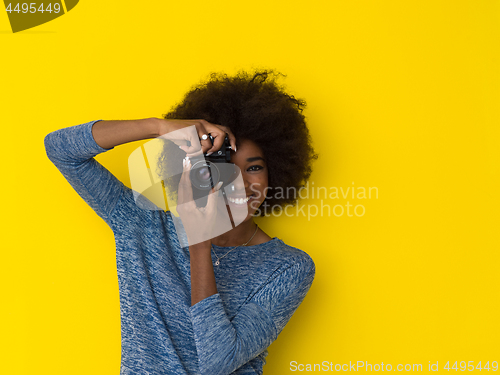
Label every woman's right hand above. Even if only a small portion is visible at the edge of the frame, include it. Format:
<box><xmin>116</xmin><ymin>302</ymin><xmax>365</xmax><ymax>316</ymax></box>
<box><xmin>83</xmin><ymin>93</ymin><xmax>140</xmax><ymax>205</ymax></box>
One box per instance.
<box><xmin>176</xmin><ymin>156</ymin><xmax>225</xmax><ymax>245</ymax></box>
<box><xmin>157</xmin><ymin>119</ymin><xmax>237</xmax><ymax>158</ymax></box>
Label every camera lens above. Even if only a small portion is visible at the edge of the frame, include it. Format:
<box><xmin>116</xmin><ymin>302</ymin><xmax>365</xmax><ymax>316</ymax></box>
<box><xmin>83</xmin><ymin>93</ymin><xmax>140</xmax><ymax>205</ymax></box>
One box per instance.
<box><xmin>190</xmin><ymin>161</ymin><xmax>220</xmax><ymax>190</ymax></box>
<box><xmin>197</xmin><ymin>166</ymin><xmax>211</xmax><ymax>182</ymax></box>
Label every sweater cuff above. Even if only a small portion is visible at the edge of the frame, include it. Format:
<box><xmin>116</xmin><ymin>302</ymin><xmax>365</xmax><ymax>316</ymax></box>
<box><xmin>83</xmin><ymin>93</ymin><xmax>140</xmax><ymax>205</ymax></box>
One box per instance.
<box><xmin>86</xmin><ymin>120</ymin><xmax>114</xmax><ymax>153</ymax></box>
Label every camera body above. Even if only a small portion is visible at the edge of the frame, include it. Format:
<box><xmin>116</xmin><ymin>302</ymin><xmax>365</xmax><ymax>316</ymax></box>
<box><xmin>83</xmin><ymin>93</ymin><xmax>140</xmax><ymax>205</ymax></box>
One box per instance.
<box><xmin>189</xmin><ymin>134</ymin><xmax>238</xmax><ymax>205</ymax></box>
<box><xmin>203</xmin><ymin>134</ymin><xmax>232</xmax><ymax>163</ymax></box>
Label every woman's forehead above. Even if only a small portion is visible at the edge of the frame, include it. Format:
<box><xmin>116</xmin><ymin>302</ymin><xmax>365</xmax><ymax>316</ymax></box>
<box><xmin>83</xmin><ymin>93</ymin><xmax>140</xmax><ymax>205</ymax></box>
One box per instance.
<box><xmin>232</xmin><ymin>139</ymin><xmax>265</xmax><ymax>162</ymax></box>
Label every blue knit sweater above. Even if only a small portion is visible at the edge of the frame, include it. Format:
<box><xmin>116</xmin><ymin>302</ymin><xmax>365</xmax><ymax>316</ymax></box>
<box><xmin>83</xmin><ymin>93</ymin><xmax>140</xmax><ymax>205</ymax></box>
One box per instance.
<box><xmin>44</xmin><ymin>120</ymin><xmax>315</xmax><ymax>375</ymax></box>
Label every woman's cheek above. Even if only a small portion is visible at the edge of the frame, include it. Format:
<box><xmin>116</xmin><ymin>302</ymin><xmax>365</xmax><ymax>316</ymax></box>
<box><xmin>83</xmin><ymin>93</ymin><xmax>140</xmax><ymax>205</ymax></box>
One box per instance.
<box><xmin>249</xmin><ymin>183</ymin><xmax>263</xmax><ymax>200</ymax></box>
<box><xmin>249</xmin><ymin>200</ymin><xmax>261</xmax><ymax>211</ymax></box>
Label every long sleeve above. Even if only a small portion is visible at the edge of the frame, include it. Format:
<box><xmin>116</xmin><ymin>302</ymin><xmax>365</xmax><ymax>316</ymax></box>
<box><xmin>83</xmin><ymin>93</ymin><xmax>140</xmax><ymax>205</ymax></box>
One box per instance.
<box><xmin>44</xmin><ymin>120</ymin><xmax>316</xmax><ymax>375</ymax></box>
<box><xmin>189</xmin><ymin>256</ymin><xmax>315</xmax><ymax>375</ymax></box>
<box><xmin>44</xmin><ymin>120</ymin><xmax>127</xmax><ymax>226</ymax></box>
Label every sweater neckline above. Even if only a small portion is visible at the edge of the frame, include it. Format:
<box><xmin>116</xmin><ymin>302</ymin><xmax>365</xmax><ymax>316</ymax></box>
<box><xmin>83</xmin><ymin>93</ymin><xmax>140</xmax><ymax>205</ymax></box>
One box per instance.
<box><xmin>211</xmin><ymin>237</ymin><xmax>280</xmax><ymax>250</ymax></box>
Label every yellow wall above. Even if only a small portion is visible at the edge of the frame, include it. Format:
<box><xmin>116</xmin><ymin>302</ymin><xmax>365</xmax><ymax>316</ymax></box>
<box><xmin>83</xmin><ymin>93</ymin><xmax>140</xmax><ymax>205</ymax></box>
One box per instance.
<box><xmin>1</xmin><ymin>1</ymin><xmax>498</xmax><ymax>374</ymax></box>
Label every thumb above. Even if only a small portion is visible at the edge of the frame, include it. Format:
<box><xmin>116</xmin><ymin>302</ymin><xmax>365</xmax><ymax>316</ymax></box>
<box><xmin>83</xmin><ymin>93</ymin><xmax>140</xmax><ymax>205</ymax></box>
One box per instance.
<box><xmin>213</xmin><ymin>181</ymin><xmax>223</xmax><ymax>194</ymax></box>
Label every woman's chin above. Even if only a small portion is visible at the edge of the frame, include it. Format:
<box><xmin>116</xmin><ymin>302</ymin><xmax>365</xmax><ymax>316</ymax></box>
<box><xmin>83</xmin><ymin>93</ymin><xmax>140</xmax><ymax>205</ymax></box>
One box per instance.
<box><xmin>226</xmin><ymin>201</ymin><xmax>261</xmax><ymax>224</ymax></box>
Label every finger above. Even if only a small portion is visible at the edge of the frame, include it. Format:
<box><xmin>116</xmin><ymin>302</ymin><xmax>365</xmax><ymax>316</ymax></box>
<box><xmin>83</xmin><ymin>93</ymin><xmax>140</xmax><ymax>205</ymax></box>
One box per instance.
<box><xmin>178</xmin><ymin>157</ymin><xmax>194</xmax><ymax>204</ymax></box>
<box><xmin>228</xmin><ymin>134</ymin><xmax>237</xmax><ymax>153</ymax></box>
<box><xmin>195</xmin><ymin>121</ymin><xmax>215</xmax><ymax>154</ymax></box>
<box><xmin>205</xmin><ymin>181</ymin><xmax>223</xmax><ymax>215</ymax></box>
<box><xmin>199</xmin><ymin>136</ymin><xmax>213</xmax><ymax>154</ymax></box>
<box><xmin>198</xmin><ymin>120</ymin><xmax>226</xmax><ymax>154</ymax></box>
<box><xmin>217</xmin><ymin>126</ymin><xmax>237</xmax><ymax>152</ymax></box>
<box><xmin>205</xmin><ymin>130</ymin><xmax>226</xmax><ymax>155</ymax></box>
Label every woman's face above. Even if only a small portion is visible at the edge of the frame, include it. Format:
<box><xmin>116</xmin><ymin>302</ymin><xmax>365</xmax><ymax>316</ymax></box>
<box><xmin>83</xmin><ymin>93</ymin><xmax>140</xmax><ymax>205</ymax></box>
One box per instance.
<box><xmin>226</xmin><ymin>138</ymin><xmax>268</xmax><ymax>222</ymax></box>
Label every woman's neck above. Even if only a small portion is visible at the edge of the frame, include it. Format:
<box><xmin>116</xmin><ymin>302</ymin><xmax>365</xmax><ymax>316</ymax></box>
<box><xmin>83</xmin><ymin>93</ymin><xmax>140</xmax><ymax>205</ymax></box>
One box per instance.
<box><xmin>211</xmin><ymin>220</ymin><xmax>258</xmax><ymax>247</ymax></box>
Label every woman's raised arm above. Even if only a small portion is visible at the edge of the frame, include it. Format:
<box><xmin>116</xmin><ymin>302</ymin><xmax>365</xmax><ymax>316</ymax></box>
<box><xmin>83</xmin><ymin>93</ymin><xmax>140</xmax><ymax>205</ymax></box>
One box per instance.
<box><xmin>93</xmin><ymin>118</ymin><xmax>236</xmax><ymax>153</ymax></box>
<box><xmin>43</xmin><ymin>119</ymin><xmax>163</xmax><ymax>226</ymax></box>
<box><xmin>91</xmin><ymin>117</ymin><xmax>162</xmax><ymax>150</ymax></box>
<box><xmin>44</xmin><ymin>118</ymin><xmax>235</xmax><ymax>227</ymax></box>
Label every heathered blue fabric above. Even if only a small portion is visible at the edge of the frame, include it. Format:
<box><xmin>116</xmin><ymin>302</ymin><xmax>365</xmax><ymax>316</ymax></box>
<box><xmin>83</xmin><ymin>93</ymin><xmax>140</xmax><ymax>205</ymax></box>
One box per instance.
<box><xmin>44</xmin><ymin>120</ymin><xmax>316</xmax><ymax>375</ymax></box>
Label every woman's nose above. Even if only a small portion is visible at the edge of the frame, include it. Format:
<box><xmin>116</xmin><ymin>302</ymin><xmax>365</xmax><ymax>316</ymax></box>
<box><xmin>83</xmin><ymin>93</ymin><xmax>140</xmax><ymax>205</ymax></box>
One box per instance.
<box><xmin>228</xmin><ymin>172</ymin><xmax>246</xmax><ymax>193</ymax></box>
<box><xmin>233</xmin><ymin>176</ymin><xmax>247</xmax><ymax>191</ymax></box>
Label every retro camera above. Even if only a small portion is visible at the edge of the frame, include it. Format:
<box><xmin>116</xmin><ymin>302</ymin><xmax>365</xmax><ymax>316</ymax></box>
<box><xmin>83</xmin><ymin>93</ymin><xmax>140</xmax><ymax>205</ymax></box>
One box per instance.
<box><xmin>189</xmin><ymin>134</ymin><xmax>239</xmax><ymax>205</ymax></box>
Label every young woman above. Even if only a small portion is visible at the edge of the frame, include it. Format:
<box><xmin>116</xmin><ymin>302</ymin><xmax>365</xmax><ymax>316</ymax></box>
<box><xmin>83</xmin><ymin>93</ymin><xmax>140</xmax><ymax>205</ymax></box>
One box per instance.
<box><xmin>44</xmin><ymin>70</ymin><xmax>318</xmax><ymax>375</ymax></box>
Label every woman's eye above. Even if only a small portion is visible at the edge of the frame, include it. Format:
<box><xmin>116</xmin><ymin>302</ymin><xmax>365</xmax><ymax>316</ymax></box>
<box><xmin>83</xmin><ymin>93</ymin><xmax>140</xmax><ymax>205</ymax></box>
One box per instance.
<box><xmin>247</xmin><ymin>165</ymin><xmax>263</xmax><ymax>172</ymax></box>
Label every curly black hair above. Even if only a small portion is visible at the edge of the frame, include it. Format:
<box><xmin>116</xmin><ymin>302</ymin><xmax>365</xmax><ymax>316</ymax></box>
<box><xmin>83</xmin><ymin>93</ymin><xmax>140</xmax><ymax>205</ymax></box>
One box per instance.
<box><xmin>158</xmin><ymin>69</ymin><xmax>318</xmax><ymax>216</ymax></box>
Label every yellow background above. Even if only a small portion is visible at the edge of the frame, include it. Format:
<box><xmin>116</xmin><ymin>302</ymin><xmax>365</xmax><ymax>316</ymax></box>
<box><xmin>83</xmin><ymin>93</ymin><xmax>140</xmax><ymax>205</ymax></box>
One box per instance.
<box><xmin>1</xmin><ymin>1</ymin><xmax>499</xmax><ymax>374</ymax></box>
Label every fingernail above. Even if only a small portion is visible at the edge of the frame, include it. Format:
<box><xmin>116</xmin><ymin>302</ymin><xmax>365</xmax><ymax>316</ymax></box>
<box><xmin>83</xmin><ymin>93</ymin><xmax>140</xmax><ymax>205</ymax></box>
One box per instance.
<box><xmin>206</xmin><ymin>152</ymin><xmax>213</xmax><ymax>156</ymax></box>
<box><xmin>234</xmin><ymin>146</ymin><xmax>237</xmax><ymax>152</ymax></box>
<box><xmin>215</xmin><ymin>181</ymin><xmax>223</xmax><ymax>191</ymax></box>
